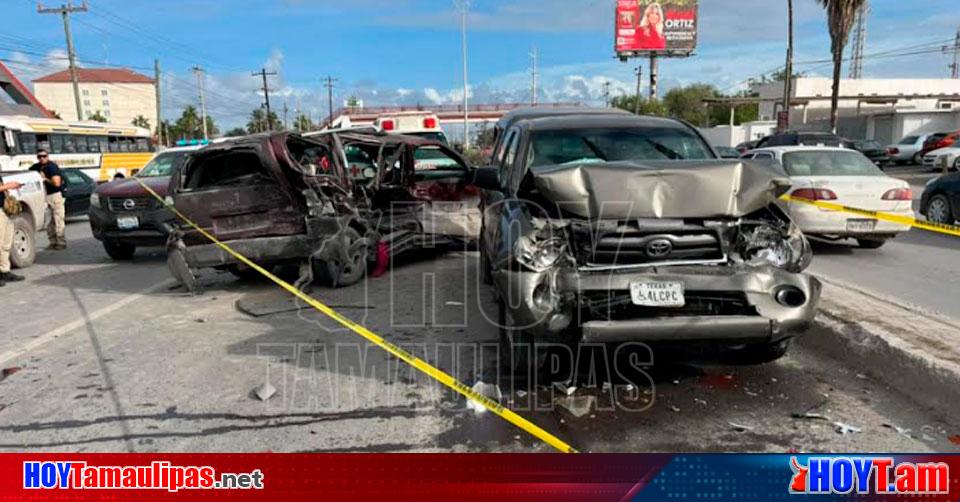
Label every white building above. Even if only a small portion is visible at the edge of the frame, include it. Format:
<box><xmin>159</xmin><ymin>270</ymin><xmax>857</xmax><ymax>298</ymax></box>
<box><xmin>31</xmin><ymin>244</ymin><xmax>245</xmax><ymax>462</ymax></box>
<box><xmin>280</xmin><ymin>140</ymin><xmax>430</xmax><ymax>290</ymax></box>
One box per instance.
<box><xmin>33</xmin><ymin>68</ymin><xmax>156</xmax><ymax>128</ymax></box>
<box><xmin>752</xmin><ymin>77</ymin><xmax>960</xmax><ymax>127</ymax></box>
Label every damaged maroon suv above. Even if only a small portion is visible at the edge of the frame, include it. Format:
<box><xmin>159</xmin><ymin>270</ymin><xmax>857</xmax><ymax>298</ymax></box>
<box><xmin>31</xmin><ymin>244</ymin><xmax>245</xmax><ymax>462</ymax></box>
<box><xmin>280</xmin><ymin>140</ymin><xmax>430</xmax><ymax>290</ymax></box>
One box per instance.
<box><xmin>165</xmin><ymin>131</ymin><xmax>479</xmax><ymax>291</ymax></box>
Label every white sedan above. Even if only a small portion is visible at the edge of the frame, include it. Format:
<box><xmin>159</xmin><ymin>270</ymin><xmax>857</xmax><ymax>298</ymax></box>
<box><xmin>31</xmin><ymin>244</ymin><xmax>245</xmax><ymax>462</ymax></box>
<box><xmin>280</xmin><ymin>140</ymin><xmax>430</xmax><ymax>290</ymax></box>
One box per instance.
<box><xmin>922</xmin><ymin>146</ymin><xmax>960</xmax><ymax>172</ymax></box>
<box><xmin>885</xmin><ymin>134</ymin><xmax>928</xmax><ymax>165</ymax></box>
<box><xmin>744</xmin><ymin>146</ymin><xmax>913</xmax><ymax>249</ymax></box>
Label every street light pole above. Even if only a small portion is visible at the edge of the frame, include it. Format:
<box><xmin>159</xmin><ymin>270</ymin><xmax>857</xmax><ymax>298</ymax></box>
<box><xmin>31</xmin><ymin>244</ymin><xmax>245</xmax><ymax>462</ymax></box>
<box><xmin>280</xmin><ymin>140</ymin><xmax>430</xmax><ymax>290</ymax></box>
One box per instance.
<box><xmin>192</xmin><ymin>66</ymin><xmax>208</xmax><ymax>140</ymax></box>
<box><xmin>455</xmin><ymin>0</ymin><xmax>470</xmax><ymax>149</ymax></box>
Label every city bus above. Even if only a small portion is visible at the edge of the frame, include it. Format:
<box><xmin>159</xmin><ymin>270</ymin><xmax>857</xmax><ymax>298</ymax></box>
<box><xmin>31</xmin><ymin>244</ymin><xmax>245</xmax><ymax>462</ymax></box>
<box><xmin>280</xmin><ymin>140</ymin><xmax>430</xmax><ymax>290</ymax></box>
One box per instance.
<box><xmin>0</xmin><ymin>115</ymin><xmax>154</xmax><ymax>182</ymax></box>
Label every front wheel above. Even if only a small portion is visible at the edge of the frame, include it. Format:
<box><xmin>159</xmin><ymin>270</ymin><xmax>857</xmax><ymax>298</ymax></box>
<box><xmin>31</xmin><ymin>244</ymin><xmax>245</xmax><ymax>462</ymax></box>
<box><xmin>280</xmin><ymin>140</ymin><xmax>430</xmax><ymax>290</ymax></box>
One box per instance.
<box><xmin>9</xmin><ymin>214</ymin><xmax>36</xmax><ymax>269</ymax></box>
<box><xmin>311</xmin><ymin>227</ymin><xmax>367</xmax><ymax>288</ymax></box>
<box><xmin>912</xmin><ymin>152</ymin><xmax>922</xmax><ymax>165</ymax></box>
<box><xmin>856</xmin><ymin>238</ymin><xmax>887</xmax><ymax>249</ymax></box>
<box><xmin>103</xmin><ymin>240</ymin><xmax>136</xmax><ymax>260</ymax></box>
<box><xmin>926</xmin><ymin>195</ymin><xmax>953</xmax><ymax>224</ymax></box>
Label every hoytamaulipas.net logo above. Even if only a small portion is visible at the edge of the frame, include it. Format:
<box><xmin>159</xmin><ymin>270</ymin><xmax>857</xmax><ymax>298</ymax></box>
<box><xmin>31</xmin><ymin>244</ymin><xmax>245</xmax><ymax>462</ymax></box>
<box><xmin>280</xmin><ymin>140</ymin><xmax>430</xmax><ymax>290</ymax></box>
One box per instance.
<box><xmin>23</xmin><ymin>461</ymin><xmax>264</xmax><ymax>492</ymax></box>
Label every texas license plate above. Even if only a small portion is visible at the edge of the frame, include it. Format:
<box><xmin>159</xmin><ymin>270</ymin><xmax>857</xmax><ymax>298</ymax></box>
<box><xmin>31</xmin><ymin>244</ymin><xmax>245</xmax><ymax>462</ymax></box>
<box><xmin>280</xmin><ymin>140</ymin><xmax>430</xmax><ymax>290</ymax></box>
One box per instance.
<box><xmin>117</xmin><ymin>216</ymin><xmax>139</xmax><ymax>230</ymax></box>
<box><xmin>846</xmin><ymin>219</ymin><xmax>876</xmax><ymax>232</ymax></box>
<box><xmin>630</xmin><ymin>281</ymin><xmax>685</xmax><ymax>307</ymax></box>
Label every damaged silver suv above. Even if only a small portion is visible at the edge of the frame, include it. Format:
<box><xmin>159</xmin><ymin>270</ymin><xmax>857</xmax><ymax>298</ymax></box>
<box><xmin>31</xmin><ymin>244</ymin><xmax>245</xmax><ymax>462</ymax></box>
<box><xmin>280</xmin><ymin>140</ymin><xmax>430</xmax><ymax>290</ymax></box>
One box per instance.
<box><xmin>475</xmin><ymin>114</ymin><xmax>821</xmax><ymax>371</ymax></box>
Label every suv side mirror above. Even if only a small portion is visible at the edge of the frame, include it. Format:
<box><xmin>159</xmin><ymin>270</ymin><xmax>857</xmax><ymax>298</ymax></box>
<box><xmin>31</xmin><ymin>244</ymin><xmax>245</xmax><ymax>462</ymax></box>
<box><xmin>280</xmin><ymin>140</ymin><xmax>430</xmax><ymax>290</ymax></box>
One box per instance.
<box><xmin>471</xmin><ymin>166</ymin><xmax>501</xmax><ymax>191</ymax></box>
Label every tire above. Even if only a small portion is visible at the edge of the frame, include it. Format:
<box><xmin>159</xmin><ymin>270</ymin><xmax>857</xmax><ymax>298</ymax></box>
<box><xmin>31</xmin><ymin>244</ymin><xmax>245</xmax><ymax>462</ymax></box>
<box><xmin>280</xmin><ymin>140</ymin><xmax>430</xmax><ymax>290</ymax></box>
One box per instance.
<box><xmin>912</xmin><ymin>152</ymin><xmax>922</xmax><ymax>165</ymax></box>
<box><xmin>311</xmin><ymin>227</ymin><xmax>367</xmax><ymax>288</ymax></box>
<box><xmin>856</xmin><ymin>238</ymin><xmax>887</xmax><ymax>249</ymax></box>
<box><xmin>227</xmin><ymin>264</ymin><xmax>263</xmax><ymax>281</ymax></box>
<box><xmin>926</xmin><ymin>194</ymin><xmax>954</xmax><ymax>224</ymax></box>
<box><xmin>9</xmin><ymin>214</ymin><xmax>36</xmax><ymax>269</ymax></box>
<box><xmin>103</xmin><ymin>240</ymin><xmax>136</xmax><ymax>260</ymax></box>
<box><xmin>722</xmin><ymin>338</ymin><xmax>792</xmax><ymax>365</ymax></box>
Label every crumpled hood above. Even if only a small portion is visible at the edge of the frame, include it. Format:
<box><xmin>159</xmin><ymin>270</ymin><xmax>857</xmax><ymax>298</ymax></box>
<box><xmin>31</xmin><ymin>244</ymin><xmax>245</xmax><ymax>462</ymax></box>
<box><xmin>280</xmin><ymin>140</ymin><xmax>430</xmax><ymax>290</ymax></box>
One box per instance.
<box><xmin>531</xmin><ymin>160</ymin><xmax>790</xmax><ymax>219</ymax></box>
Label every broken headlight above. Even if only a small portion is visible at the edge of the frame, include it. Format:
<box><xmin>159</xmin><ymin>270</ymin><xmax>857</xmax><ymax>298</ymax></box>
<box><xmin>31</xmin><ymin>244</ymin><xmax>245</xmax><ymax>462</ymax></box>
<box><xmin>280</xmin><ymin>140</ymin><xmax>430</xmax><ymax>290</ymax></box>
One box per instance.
<box><xmin>738</xmin><ymin>222</ymin><xmax>811</xmax><ymax>273</ymax></box>
<box><xmin>515</xmin><ymin>236</ymin><xmax>567</xmax><ymax>272</ymax></box>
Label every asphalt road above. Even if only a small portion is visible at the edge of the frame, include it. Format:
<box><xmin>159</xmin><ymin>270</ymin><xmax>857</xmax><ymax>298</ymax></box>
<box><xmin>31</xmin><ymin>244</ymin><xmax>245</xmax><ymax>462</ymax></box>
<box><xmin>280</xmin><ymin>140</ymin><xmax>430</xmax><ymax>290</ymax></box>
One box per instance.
<box><xmin>0</xmin><ymin>219</ymin><xmax>957</xmax><ymax>453</ymax></box>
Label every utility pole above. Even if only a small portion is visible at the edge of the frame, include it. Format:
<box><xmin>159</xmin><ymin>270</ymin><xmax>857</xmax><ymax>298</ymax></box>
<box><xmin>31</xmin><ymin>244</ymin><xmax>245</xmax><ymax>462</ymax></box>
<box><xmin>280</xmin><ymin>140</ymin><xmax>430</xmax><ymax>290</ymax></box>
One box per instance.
<box><xmin>282</xmin><ymin>100</ymin><xmax>288</xmax><ymax>131</ymax></box>
<box><xmin>602</xmin><ymin>81</ymin><xmax>611</xmax><ymax>107</ymax></box>
<box><xmin>848</xmin><ymin>1</ymin><xmax>869</xmax><ymax>79</ymax></box>
<box><xmin>191</xmin><ymin>66</ymin><xmax>208</xmax><ymax>140</ymax></box>
<box><xmin>634</xmin><ymin>65</ymin><xmax>643</xmax><ymax>114</ymax></box>
<box><xmin>323</xmin><ymin>76</ymin><xmax>337</xmax><ymax>127</ymax></box>
<box><xmin>38</xmin><ymin>1</ymin><xmax>87</xmax><ymax>121</ymax></box>
<box><xmin>154</xmin><ymin>59</ymin><xmax>163</xmax><ymax>148</ymax></box>
<box><xmin>529</xmin><ymin>45</ymin><xmax>539</xmax><ymax>106</ymax></box>
<box><xmin>944</xmin><ymin>26</ymin><xmax>960</xmax><ymax>79</ymax></box>
<box><xmin>649</xmin><ymin>54</ymin><xmax>659</xmax><ymax>100</ymax></box>
<box><xmin>454</xmin><ymin>0</ymin><xmax>471</xmax><ymax>149</ymax></box>
<box><xmin>780</xmin><ymin>0</ymin><xmax>794</xmax><ymax>132</ymax></box>
<box><xmin>252</xmin><ymin>68</ymin><xmax>277</xmax><ymax>130</ymax></box>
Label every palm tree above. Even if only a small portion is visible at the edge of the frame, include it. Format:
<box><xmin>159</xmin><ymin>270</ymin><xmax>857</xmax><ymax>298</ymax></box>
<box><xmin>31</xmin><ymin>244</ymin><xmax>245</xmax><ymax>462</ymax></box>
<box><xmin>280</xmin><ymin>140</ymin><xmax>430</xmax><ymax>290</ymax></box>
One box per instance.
<box><xmin>816</xmin><ymin>0</ymin><xmax>867</xmax><ymax>133</ymax></box>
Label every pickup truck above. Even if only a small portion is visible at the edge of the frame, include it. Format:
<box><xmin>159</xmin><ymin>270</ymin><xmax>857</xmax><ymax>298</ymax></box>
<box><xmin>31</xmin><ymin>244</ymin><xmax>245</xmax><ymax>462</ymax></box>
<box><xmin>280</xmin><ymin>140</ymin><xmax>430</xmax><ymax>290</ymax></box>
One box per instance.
<box><xmin>0</xmin><ymin>170</ymin><xmax>45</xmax><ymax>268</ymax></box>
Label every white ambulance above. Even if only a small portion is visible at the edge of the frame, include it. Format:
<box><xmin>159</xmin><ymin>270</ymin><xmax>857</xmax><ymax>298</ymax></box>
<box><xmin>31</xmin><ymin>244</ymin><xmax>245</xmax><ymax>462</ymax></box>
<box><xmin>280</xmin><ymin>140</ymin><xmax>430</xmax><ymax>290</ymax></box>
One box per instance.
<box><xmin>373</xmin><ymin>112</ymin><xmax>448</xmax><ymax>144</ymax></box>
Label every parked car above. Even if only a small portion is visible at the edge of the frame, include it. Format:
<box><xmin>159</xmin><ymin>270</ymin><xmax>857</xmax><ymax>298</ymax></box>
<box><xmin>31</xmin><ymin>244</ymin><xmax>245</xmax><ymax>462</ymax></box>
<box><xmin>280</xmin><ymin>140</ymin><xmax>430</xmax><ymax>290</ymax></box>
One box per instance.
<box><xmin>165</xmin><ymin>131</ymin><xmax>479</xmax><ymax>291</ymax></box>
<box><xmin>755</xmin><ymin>131</ymin><xmax>849</xmax><ymax>149</ymax></box>
<box><xmin>715</xmin><ymin>146</ymin><xmax>740</xmax><ymax>159</ymax></box>
<box><xmin>885</xmin><ymin>134</ymin><xmax>929</xmax><ymax>165</ymax></box>
<box><xmin>920</xmin><ymin>131</ymin><xmax>958</xmax><ymax>158</ymax></box>
<box><xmin>850</xmin><ymin>139</ymin><xmax>890</xmax><ymax>166</ymax></box>
<box><xmin>920</xmin><ymin>171</ymin><xmax>960</xmax><ymax>224</ymax></box>
<box><xmin>750</xmin><ymin>146</ymin><xmax>913</xmax><ymax>248</ymax></box>
<box><xmin>60</xmin><ymin>168</ymin><xmax>95</xmax><ymax>217</ymax></box>
<box><xmin>735</xmin><ymin>139</ymin><xmax>760</xmax><ymax>154</ymax></box>
<box><xmin>922</xmin><ymin>145</ymin><xmax>960</xmax><ymax>171</ymax></box>
<box><xmin>89</xmin><ymin>144</ymin><xmax>203</xmax><ymax>259</ymax></box>
<box><xmin>0</xmin><ymin>170</ymin><xmax>45</xmax><ymax>268</ymax></box>
<box><xmin>476</xmin><ymin>114</ymin><xmax>820</xmax><ymax>372</ymax></box>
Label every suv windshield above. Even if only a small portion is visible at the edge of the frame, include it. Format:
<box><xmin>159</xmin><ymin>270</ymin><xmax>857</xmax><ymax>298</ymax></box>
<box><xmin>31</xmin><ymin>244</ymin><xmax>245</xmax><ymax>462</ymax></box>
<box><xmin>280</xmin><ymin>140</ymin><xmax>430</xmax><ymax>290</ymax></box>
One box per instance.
<box><xmin>529</xmin><ymin>126</ymin><xmax>713</xmax><ymax>166</ymax></box>
<box><xmin>137</xmin><ymin>151</ymin><xmax>191</xmax><ymax>178</ymax></box>
<box><xmin>782</xmin><ymin>150</ymin><xmax>883</xmax><ymax>177</ymax></box>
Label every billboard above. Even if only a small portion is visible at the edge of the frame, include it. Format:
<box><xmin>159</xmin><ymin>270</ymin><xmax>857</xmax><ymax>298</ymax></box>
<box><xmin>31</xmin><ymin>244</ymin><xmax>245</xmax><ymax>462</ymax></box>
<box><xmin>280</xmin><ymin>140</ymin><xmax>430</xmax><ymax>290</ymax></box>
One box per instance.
<box><xmin>615</xmin><ymin>0</ymin><xmax>698</xmax><ymax>56</ymax></box>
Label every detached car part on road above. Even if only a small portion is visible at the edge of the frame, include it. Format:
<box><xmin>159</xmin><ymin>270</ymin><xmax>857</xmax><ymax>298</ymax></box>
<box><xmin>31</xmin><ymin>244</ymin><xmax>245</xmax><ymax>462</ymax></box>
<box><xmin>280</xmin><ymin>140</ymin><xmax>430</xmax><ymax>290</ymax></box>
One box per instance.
<box><xmin>165</xmin><ymin>131</ymin><xmax>479</xmax><ymax>291</ymax></box>
<box><xmin>476</xmin><ymin>115</ymin><xmax>821</xmax><ymax>371</ymax></box>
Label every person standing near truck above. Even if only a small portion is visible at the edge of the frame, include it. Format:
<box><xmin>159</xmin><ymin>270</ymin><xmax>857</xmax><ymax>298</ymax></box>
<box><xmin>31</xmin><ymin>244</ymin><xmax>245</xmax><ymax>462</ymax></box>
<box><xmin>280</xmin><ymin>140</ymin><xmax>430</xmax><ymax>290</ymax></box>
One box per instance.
<box><xmin>29</xmin><ymin>149</ymin><xmax>66</xmax><ymax>250</ymax></box>
<box><xmin>0</xmin><ymin>176</ymin><xmax>25</xmax><ymax>286</ymax></box>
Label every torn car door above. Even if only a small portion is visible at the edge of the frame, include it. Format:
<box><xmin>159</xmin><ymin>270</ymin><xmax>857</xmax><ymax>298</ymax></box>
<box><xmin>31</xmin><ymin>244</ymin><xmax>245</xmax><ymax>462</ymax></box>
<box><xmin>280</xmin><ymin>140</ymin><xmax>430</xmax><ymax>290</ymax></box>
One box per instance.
<box><xmin>402</xmin><ymin>142</ymin><xmax>480</xmax><ymax>239</ymax></box>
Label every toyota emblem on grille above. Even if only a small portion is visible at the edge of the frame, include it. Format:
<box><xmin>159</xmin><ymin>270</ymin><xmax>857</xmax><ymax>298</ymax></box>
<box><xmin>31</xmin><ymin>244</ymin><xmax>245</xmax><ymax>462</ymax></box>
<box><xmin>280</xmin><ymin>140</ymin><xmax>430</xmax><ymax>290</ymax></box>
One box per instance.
<box><xmin>122</xmin><ymin>199</ymin><xmax>136</xmax><ymax>210</ymax></box>
<box><xmin>645</xmin><ymin>238</ymin><xmax>673</xmax><ymax>258</ymax></box>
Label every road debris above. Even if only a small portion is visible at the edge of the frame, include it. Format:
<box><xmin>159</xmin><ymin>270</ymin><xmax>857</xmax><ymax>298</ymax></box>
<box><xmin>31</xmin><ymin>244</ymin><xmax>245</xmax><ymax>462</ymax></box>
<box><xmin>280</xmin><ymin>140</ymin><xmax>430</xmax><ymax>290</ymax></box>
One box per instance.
<box><xmin>554</xmin><ymin>381</ymin><xmax>576</xmax><ymax>396</ymax></box>
<box><xmin>882</xmin><ymin>423</ymin><xmax>913</xmax><ymax>437</ymax></box>
<box><xmin>791</xmin><ymin>412</ymin><xmax>831</xmax><ymax>421</ymax></box>
<box><xmin>444</xmin><ymin>301</ymin><xmax>464</xmax><ymax>306</ymax></box>
<box><xmin>466</xmin><ymin>381</ymin><xmax>502</xmax><ymax>414</ymax></box>
<box><xmin>834</xmin><ymin>422</ymin><xmax>862</xmax><ymax>435</ymax></box>
<box><xmin>670</xmin><ymin>405</ymin><xmax>680</xmax><ymax>413</ymax></box>
<box><xmin>555</xmin><ymin>395</ymin><xmax>596</xmax><ymax>418</ymax></box>
<box><xmin>948</xmin><ymin>435</ymin><xmax>960</xmax><ymax>445</ymax></box>
<box><xmin>1</xmin><ymin>367</ymin><xmax>22</xmax><ymax>382</ymax></box>
<box><xmin>254</xmin><ymin>382</ymin><xmax>277</xmax><ymax>401</ymax></box>
<box><xmin>694</xmin><ymin>398</ymin><xmax>708</xmax><ymax>406</ymax></box>
<box><xmin>728</xmin><ymin>422</ymin><xmax>754</xmax><ymax>432</ymax></box>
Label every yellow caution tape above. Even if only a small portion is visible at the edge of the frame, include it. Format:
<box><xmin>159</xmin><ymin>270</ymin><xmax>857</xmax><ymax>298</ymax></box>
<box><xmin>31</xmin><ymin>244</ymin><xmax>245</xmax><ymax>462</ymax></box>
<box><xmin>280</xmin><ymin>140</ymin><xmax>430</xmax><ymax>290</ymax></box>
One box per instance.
<box><xmin>134</xmin><ymin>178</ymin><xmax>578</xmax><ymax>454</ymax></box>
<box><xmin>781</xmin><ymin>194</ymin><xmax>960</xmax><ymax>238</ymax></box>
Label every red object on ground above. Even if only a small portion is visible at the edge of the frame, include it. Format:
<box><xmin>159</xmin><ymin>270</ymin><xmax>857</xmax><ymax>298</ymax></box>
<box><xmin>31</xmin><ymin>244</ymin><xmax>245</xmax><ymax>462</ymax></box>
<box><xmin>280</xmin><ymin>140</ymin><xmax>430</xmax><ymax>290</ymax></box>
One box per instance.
<box><xmin>371</xmin><ymin>241</ymin><xmax>390</xmax><ymax>278</ymax></box>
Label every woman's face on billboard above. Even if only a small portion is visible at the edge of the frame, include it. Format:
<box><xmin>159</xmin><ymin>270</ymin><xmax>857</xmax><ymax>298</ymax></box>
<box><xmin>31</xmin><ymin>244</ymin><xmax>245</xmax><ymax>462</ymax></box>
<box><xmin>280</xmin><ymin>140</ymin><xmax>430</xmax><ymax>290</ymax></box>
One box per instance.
<box><xmin>646</xmin><ymin>6</ymin><xmax>661</xmax><ymax>24</ymax></box>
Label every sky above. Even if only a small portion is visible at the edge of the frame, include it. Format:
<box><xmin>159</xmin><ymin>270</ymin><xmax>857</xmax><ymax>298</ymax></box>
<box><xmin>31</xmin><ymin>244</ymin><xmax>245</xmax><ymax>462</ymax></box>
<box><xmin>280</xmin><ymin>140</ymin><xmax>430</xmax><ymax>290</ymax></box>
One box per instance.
<box><xmin>1</xmin><ymin>0</ymin><xmax>958</xmax><ymax>129</ymax></box>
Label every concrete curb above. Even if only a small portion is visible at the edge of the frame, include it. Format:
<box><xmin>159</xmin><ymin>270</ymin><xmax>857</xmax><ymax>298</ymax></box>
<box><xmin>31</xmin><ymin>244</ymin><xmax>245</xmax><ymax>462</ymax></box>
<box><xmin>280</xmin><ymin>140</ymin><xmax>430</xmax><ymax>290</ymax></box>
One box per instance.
<box><xmin>797</xmin><ymin>277</ymin><xmax>960</xmax><ymax>413</ymax></box>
